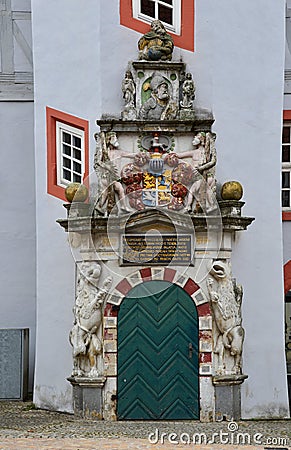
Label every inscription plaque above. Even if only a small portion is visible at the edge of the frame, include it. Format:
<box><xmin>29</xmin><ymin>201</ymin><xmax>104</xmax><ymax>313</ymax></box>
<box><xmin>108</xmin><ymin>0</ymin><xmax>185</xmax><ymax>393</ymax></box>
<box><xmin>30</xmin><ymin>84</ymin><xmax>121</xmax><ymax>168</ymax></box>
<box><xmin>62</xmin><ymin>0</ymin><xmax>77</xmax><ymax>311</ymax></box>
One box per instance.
<box><xmin>121</xmin><ymin>234</ymin><xmax>192</xmax><ymax>265</ymax></box>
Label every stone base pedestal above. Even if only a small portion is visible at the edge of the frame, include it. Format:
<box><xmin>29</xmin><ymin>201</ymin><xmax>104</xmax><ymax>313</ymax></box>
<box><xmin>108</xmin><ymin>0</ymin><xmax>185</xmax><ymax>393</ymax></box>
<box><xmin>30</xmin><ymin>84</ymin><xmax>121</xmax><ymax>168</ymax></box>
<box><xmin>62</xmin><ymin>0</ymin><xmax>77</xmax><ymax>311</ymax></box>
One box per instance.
<box><xmin>67</xmin><ymin>376</ymin><xmax>106</xmax><ymax>419</ymax></box>
<box><xmin>218</xmin><ymin>200</ymin><xmax>244</xmax><ymax>217</ymax></box>
<box><xmin>213</xmin><ymin>374</ymin><xmax>248</xmax><ymax>421</ymax></box>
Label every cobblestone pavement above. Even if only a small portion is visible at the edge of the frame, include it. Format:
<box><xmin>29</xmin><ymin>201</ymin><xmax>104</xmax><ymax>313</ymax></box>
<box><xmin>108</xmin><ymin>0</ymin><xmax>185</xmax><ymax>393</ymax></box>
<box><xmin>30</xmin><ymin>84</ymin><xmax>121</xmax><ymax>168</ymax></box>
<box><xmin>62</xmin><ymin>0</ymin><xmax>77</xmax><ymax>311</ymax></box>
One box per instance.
<box><xmin>0</xmin><ymin>402</ymin><xmax>290</xmax><ymax>449</ymax></box>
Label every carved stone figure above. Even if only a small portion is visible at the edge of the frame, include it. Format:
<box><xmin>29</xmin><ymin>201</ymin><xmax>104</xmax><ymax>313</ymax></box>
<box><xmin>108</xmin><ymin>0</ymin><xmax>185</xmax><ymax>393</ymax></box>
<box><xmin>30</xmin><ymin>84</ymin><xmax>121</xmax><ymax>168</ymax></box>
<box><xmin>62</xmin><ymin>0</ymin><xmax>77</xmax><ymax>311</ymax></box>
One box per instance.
<box><xmin>138</xmin><ymin>20</ymin><xmax>174</xmax><ymax>61</ymax></box>
<box><xmin>139</xmin><ymin>73</ymin><xmax>178</xmax><ymax>120</ymax></box>
<box><xmin>178</xmin><ymin>132</ymin><xmax>217</xmax><ymax>212</ymax></box>
<box><xmin>207</xmin><ymin>260</ymin><xmax>245</xmax><ymax>376</ymax></box>
<box><xmin>69</xmin><ymin>261</ymin><xmax>112</xmax><ymax>378</ymax></box>
<box><xmin>180</xmin><ymin>73</ymin><xmax>195</xmax><ymax>109</ymax></box>
<box><xmin>94</xmin><ymin>132</ymin><xmax>132</xmax><ymax>214</ymax></box>
<box><xmin>122</xmin><ymin>70</ymin><xmax>135</xmax><ymax>108</ymax></box>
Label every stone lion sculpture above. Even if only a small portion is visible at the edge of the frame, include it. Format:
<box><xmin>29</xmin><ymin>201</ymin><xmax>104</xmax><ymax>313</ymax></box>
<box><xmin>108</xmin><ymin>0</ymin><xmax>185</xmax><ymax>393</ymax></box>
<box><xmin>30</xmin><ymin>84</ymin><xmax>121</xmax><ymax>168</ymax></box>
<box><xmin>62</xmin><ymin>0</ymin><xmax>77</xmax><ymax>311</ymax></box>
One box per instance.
<box><xmin>207</xmin><ymin>260</ymin><xmax>245</xmax><ymax>375</ymax></box>
<box><xmin>69</xmin><ymin>261</ymin><xmax>112</xmax><ymax>378</ymax></box>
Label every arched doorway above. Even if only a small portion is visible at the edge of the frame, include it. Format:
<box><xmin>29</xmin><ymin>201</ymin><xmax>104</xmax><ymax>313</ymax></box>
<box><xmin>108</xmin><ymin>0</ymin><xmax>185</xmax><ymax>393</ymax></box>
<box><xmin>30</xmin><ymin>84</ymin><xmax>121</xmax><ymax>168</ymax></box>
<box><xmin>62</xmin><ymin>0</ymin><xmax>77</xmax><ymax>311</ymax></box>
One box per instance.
<box><xmin>117</xmin><ymin>280</ymin><xmax>199</xmax><ymax>420</ymax></box>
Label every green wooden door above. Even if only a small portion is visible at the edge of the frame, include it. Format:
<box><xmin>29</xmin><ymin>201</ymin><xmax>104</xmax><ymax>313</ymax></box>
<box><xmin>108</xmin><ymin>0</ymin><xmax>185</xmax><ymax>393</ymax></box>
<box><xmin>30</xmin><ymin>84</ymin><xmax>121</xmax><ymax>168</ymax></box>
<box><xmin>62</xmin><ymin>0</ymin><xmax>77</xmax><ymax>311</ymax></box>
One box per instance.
<box><xmin>117</xmin><ymin>281</ymin><xmax>199</xmax><ymax>420</ymax></box>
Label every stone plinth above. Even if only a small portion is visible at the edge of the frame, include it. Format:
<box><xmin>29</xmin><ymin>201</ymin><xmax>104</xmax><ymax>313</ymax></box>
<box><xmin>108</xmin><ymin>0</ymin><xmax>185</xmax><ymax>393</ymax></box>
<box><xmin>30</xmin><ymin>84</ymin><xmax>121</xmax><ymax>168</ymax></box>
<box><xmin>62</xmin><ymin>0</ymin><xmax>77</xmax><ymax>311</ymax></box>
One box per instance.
<box><xmin>219</xmin><ymin>200</ymin><xmax>245</xmax><ymax>217</ymax></box>
<box><xmin>213</xmin><ymin>374</ymin><xmax>248</xmax><ymax>421</ymax></box>
<box><xmin>67</xmin><ymin>376</ymin><xmax>106</xmax><ymax>419</ymax></box>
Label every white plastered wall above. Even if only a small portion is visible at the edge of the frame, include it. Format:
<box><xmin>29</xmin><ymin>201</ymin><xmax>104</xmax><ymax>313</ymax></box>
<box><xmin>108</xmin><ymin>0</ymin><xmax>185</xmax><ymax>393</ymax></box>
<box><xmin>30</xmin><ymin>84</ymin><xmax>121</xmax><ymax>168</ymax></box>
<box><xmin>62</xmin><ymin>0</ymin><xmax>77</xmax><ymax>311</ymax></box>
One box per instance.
<box><xmin>31</xmin><ymin>0</ymin><xmax>102</xmax><ymax>411</ymax></box>
<box><xmin>0</xmin><ymin>102</ymin><xmax>36</xmax><ymax>392</ymax></box>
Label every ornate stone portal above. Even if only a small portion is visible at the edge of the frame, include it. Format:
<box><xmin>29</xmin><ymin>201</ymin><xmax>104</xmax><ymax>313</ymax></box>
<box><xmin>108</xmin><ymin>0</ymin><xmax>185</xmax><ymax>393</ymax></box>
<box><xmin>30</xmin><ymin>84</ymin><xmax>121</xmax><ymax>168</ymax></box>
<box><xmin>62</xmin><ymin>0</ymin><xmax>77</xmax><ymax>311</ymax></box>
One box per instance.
<box><xmin>59</xmin><ymin>21</ymin><xmax>254</xmax><ymax>421</ymax></box>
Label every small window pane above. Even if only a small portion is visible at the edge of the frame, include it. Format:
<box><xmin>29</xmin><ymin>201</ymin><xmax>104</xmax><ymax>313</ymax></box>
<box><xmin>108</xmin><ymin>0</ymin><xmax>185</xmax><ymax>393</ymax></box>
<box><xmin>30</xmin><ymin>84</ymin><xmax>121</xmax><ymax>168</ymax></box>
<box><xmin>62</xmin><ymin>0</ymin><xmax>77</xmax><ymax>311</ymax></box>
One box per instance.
<box><xmin>282</xmin><ymin>190</ymin><xmax>290</xmax><ymax>207</ymax></box>
<box><xmin>63</xmin><ymin>157</ymin><xmax>71</xmax><ymax>169</ymax></box>
<box><xmin>160</xmin><ymin>0</ymin><xmax>172</xmax><ymax>5</ymax></box>
<box><xmin>63</xmin><ymin>144</ymin><xmax>71</xmax><ymax>156</ymax></box>
<box><xmin>158</xmin><ymin>4</ymin><xmax>172</xmax><ymax>24</ymax></box>
<box><xmin>63</xmin><ymin>169</ymin><xmax>71</xmax><ymax>181</ymax></box>
<box><xmin>73</xmin><ymin>136</ymin><xmax>81</xmax><ymax>148</ymax></box>
<box><xmin>282</xmin><ymin>171</ymin><xmax>290</xmax><ymax>188</ymax></box>
<box><xmin>73</xmin><ymin>174</ymin><xmax>82</xmax><ymax>183</ymax></box>
<box><xmin>282</xmin><ymin>145</ymin><xmax>290</xmax><ymax>163</ymax></box>
<box><xmin>73</xmin><ymin>148</ymin><xmax>82</xmax><ymax>160</ymax></box>
<box><xmin>73</xmin><ymin>161</ymin><xmax>81</xmax><ymax>173</ymax></box>
<box><xmin>141</xmin><ymin>0</ymin><xmax>155</xmax><ymax>17</ymax></box>
<box><xmin>63</xmin><ymin>132</ymin><xmax>71</xmax><ymax>144</ymax></box>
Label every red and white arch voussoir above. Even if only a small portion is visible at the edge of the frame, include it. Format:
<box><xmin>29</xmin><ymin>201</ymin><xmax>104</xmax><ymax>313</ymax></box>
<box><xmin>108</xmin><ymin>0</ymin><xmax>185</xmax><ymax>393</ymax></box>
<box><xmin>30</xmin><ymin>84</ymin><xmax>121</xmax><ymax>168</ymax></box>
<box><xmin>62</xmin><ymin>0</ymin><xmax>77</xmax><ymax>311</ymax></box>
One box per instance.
<box><xmin>103</xmin><ymin>268</ymin><xmax>213</xmax><ymax>375</ymax></box>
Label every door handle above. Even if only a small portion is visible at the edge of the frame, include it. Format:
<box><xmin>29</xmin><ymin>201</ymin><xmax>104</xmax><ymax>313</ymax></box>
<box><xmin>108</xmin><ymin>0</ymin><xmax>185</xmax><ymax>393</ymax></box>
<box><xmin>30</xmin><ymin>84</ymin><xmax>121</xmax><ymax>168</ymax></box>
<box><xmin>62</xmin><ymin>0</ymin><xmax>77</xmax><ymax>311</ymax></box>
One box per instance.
<box><xmin>188</xmin><ymin>342</ymin><xmax>193</xmax><ymax>359</ymax></box>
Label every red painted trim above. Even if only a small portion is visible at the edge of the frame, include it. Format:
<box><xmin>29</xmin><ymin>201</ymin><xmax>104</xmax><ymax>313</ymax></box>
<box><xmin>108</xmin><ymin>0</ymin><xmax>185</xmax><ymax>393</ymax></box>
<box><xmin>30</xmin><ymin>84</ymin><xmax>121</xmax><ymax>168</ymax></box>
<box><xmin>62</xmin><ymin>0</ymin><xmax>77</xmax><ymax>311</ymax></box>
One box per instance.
<box><xmin>184</xmin><ymin>278</ymin><xmax>199</xmax><ymax>296</ymax></box>
<box><xmin>283</xmin><ymin>110</ymin><xmax>291</xmax><ymax>121</ymax></box>
<box><xmin>197</xmin><ymin>303</ymin><xmax>211</xmax><ymax>317</ymax></box>
<box><xmin>163</xmin><ymin>268</ymin><xmax>176</xmax><ymax>282</ymax></box>
<box><xmin>112</xmin><ymin>272</ymin><xmax>210</xmax><ymax>319</ymax></box>
<box><xmin>140</xmin><ymin>267</ymin><xmax>152</xmax><ymax>280</ymax></box>
<box><xmin>199</xmin><ymin>352</ymin><xmax>212</xmax><ymax>363</ymax></box>
<box><xmin>46</xmin><ymin>107</ymin><xmax>89</xmax><ymax>202</ymax></box>
<box><xmin>104</xmin><ymin>304</ymin><xmax>119</xmax><ymax>317</ymax></box>
<box><xmin>284</xmin><ymin>260</ymin><xmax>291</xmax><ymax>294</ymax></box>
<box><xmin>120</xmin><ymin>0</ymin><xmax>194</xmax><ymax>52</ymax></box>
<box><xmin>282</xmin><ymin>113</ymin><xmax>291</xmax><ymax>219</ymax></box>
<box><xmin>115</xmin><ymin>278</ymin><xmax>133</xmax><ymax>295</ymax></box>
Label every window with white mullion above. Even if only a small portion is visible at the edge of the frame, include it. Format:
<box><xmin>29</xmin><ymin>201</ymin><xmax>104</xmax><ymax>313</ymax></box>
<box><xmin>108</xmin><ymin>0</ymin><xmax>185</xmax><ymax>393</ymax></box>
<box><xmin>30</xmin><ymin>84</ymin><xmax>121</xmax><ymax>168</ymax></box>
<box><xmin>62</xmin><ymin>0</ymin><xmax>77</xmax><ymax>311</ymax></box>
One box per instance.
<box><xmin>133</xmin><ymin>0</ymin><xmax>180</xmax><ymax>35</ymax></box>
<box><xmin>282</xmin><ymin>170</ymin><xmax>291</xmax><ymax>208</ymax></box>
<box><xmin>282</xmin><ymin>123</ymin><xmax>291</xmax><ymax>209</ymax></box>
<box><xmin>56</xmin><ymin>121</ymin><xmax>84</xmax><ymax>188</ymax></box>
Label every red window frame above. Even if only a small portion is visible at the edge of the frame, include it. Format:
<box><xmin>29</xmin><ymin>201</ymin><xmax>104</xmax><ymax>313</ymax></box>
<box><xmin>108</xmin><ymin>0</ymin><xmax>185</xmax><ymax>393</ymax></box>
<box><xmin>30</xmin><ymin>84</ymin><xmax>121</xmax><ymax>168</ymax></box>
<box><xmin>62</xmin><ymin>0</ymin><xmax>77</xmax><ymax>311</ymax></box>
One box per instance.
<box><xmin>120</xmin><ymin>0</ymin><xmax>195</xmax><ymax>52</ymax></box>
<box><xmin>283</xmin><ymin>110</ymin><xmax>291</xmax><ymax>221</ymax></box>
<box><xmin>46</xmin><ymin>107</ymin><xmax>89</xmax><ymax>202</ymax></box>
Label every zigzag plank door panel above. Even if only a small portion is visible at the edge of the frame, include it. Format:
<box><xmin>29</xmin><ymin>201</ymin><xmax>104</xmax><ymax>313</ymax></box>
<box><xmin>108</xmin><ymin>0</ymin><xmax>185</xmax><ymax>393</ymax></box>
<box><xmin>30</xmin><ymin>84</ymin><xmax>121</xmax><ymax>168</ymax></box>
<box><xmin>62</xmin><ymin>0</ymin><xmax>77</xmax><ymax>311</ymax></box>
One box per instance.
<box><xmin>117</xmin><ymin>281</ymin><xmax>199</xmax><ymax>420</ymax></box>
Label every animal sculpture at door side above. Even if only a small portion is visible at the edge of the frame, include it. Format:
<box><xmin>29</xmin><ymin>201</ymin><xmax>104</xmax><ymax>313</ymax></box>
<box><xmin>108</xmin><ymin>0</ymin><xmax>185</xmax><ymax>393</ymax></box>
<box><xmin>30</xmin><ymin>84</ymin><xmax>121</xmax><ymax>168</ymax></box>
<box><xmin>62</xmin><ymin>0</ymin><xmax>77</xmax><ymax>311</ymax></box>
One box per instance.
<box><xmin>207</xmin><ymin>260</ymin><xmax>245</xmax><ymax>375</ymax></box>
<box><xmin>69</xmin><ymin>261</ymin><xmax>112</xmax><ymax>377</ymax></box>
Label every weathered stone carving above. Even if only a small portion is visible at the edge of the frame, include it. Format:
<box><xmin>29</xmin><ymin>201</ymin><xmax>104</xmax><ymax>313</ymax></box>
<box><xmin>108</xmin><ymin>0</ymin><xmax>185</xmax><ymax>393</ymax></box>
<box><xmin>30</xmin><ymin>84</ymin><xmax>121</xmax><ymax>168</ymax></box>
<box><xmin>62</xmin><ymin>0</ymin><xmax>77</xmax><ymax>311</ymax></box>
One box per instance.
<box><xmin>178</xmin><ymin>132</ymin><xmax>217</xmax><ymax>213</ymax></box>
<box><xmin>139</xmin><ymin>73</ymin><xmax>178</xmax><ymax>120</ymax></box>
<box><xmin>207</xmin><ymin>260</ymin><xmax>245</xmax><ymax>376</ymax></box>
<box><xmin>122</xmin><ymin>70</ymin><xmax>135</xmax><ymax>108</ymax></box>
<box><xmin>69</xmin><ymin>261</ymin><xmax>112</xmax><ymax>378</ymax></box>
<box><xmin>94</xmin><ymin>132</ymin><xmax>132</xmax><ymax>214</ymax></box>
<box><xmin>121</xmin><ymin>71</ymin><xmax>137</xmax><ymax>120</ymax></box>
<box><xmin>138</xmin><ymin>20</ymin><xmax>174</xmax><ymax>61</ymax></box>
<box><xmin>180</xmin><ymin>72</ymin><xmax>195</xmax><ymax>109</ymax></box>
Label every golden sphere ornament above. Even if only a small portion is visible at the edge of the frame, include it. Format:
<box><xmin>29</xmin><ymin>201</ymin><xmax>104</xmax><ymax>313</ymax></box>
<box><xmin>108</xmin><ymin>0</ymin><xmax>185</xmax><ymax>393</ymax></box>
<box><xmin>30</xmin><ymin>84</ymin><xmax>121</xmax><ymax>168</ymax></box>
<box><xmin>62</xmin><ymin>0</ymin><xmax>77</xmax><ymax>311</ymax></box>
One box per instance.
<box><xmin>221</xmin><ymin>181</ymin><xmax>243</xmax><ymax>201</ymax></box>
<box><xmin>65</xmin><ymin>183</ymin><xmax>88</xmax><ymax>203</ymax></box>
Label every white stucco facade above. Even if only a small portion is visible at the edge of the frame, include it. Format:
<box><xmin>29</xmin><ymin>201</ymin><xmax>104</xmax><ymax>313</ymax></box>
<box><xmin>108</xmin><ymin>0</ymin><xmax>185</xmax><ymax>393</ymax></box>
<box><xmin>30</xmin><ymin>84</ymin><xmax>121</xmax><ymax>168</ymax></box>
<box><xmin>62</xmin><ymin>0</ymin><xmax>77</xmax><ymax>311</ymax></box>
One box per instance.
<box><xmin>0</xmin><ymin>102</ymin><xmax>35</xmax><ymax>392</ymax></box>
<box><xmin>29</xmin><ymin>0</ymin><xmax>289</xmax><ymax>418</ymax></box>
